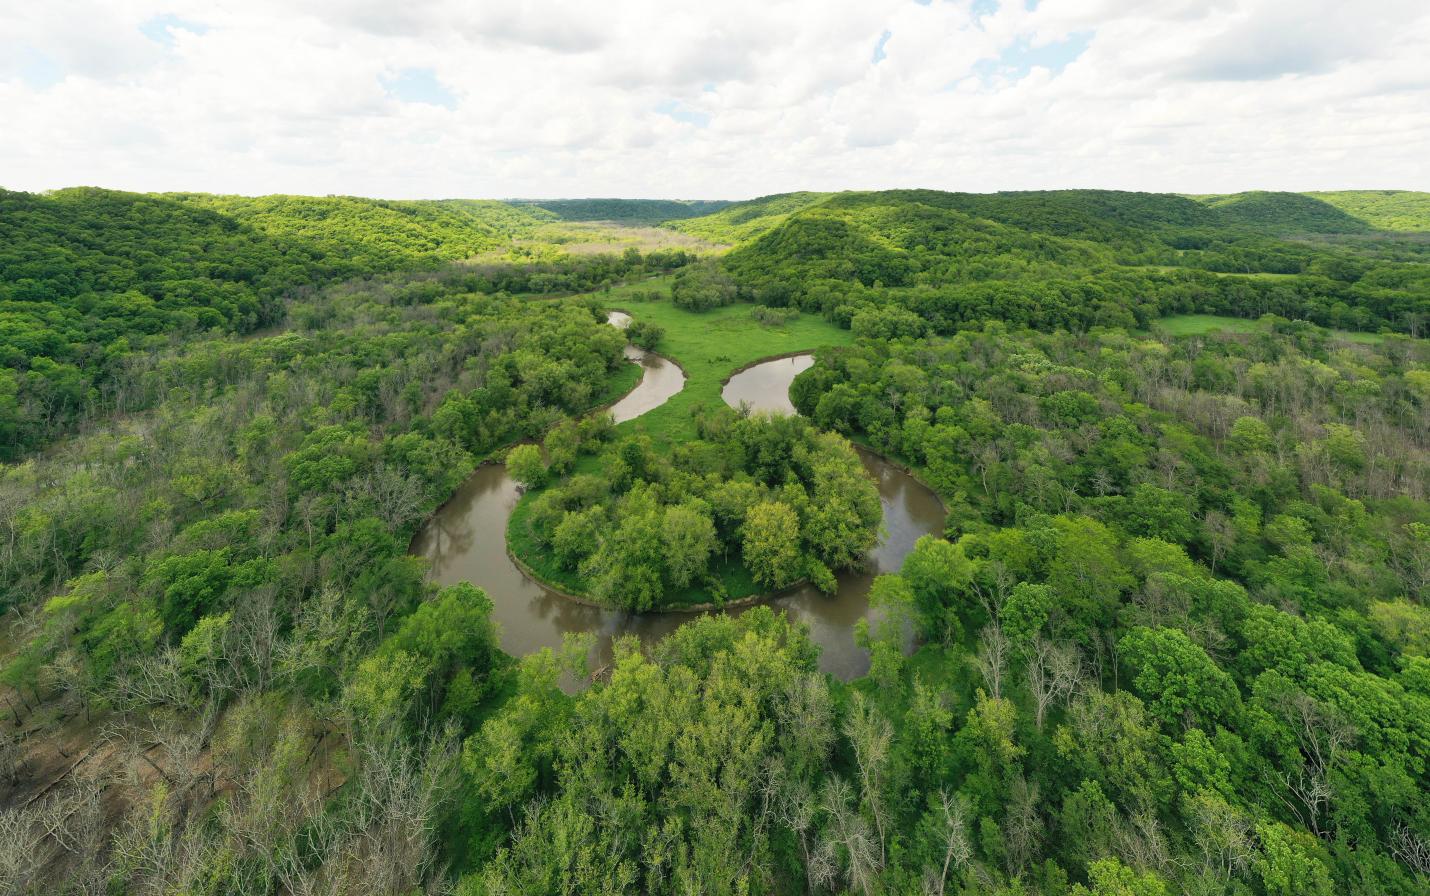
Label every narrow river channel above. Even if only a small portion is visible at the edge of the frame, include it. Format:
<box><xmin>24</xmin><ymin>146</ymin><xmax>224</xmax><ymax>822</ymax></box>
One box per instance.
<box><xmin>412</xmin><ymin>316</ymin><xmax>945</xmax><ymax>679</ymax></box>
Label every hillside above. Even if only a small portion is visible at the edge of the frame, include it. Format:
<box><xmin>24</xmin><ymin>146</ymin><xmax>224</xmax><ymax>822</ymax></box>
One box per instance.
<box><xmin>669</xmin><ymin>191</ymin><xmax>831</xmax><ymax>243</ymax></box>
<box><xmin>1194</xmin><ymin>191</ymin><xmax>1374</xmax><ymax>234</ymax></box>
<box><xmin>166</xmin><ymin>193</ymin><xmax>550</xmax><ymax>269</ymax></box>
<box><xmin>507</xmin><ymin>197</ymin><xmax>731</xmax><ymax>223</ymax></box>
<box><xmin>1304</xmin><ymin>190</ymin><xmax>1430</xmax><ymax>232</ymax></box>
<box><xmin>705</xmin><ymin>188</ymin><xmax>1429</xmax><ymax>335</ymax></box>
<box><xmin>0</xmin><ymin>188</ymin><xmax>677</xmax><ymax>458</ymax></box>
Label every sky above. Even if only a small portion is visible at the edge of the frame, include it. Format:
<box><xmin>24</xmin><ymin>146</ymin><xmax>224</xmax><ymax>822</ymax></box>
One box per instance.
<box><xmin>3</xmin><ymin>0</ymin><xmax>1428</xmax><ymax>200</ymax></box>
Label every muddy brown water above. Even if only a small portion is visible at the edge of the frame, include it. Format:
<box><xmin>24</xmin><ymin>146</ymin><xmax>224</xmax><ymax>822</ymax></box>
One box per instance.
<box><xmin>604</xmin><ymin>311</ymin><xmax>686</xmax><ymax>424</ymax></box>
<box><xmin>722</xmin><ymin>354</ymin><xmax>814</xmax><ymax>414</ymax></box>
<box><xmin>412</xmin><ymin>327</ymin><xmax>946</xmax><ymax>679</ymax></box>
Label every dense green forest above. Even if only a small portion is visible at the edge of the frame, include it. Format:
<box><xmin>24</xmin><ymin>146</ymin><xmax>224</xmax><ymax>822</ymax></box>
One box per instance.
<box><xmin>0</xmin><ymin>189</ymin><xmax>693</xmax><ymax>459</ymax></box>
<box><xmin>511</xmin><ymin>410</ymin><xmax>881</xmax><ymax>608</ymax></box>
<box><xmin>715</xmin><ymin>190</ymin><xmax>1430</xmax><ymax>339</ymax></box>
<box><xmin>3</xmin><ymin>186</ymin><xmax>1430</xmax><ymax>896</ymax></box>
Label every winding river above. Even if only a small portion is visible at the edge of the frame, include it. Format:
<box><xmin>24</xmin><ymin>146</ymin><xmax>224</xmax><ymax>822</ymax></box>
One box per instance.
<box><xmin>412</xmin><ymin>316</ymin><xmax>945</xmax><ymax>679</ymax></box>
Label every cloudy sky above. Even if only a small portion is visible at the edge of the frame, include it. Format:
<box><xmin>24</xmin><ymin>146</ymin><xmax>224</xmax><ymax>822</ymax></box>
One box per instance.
<box><xmin>3</xmin><ymin>0</ymin><xmax>1428</xmax><ymax>199</ymax></box>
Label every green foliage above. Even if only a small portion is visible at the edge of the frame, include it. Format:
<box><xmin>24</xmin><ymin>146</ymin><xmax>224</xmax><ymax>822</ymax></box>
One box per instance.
<box><xmin>1120</xmin><ymin>626</ymin><xmax>1239</xmax><ymax>729</ymax></box>
<box><xmin>625</xmin><ymin>319</ymin><xmax>665</xmax><ymax>349</ymax></box>
<box><xmin>742</xmin><ymin>500</ymin><xmax>803</xmax><ymax>590</ymax></box>
<box><xmin>689</xmin><ymin>188</ymin><xmax>1429</xmax><ymax>337</ymax></box>
<box><xmin>347</xmin><ymin>582</ymin><xmax>504</xmax><ymax>731</ymax></box>
<box><xmin>0</xmin><ymin>188</ymin><xmax>680</xmax><ymax>457</ymax></box>
<box><xmin>512</xmin><ymin>411</ymin><xmax>880</xmax><ymax>608</ymax></box>
<box><xmin>508</xmin><ymin>198</ymin><xmax>731</xmax><ymax>224</ymax></box>
<box><xmin>504</xmin><ymin>444</ymin><xmax>546</xmax><ymax>489</ymax></box>
<box><xmin>668</xmin><ymin>191</ymin><xmax>831</xmax><ymax>243</ymax></box>
<box><xmin>1303</xmin><ymin>190</ymin><xmax>1430</xmax><ymax>233</ymax></box>
<box><xmin>671</xmin><ymin>260</ymin><xmax>738</xmax><ymax>310</ymax></box>
<box><xmin>7</xmin><ymin>187</ymin><xmax>1430</xmax><ymax>896</ymax></box>
<box><xmin>1196</xmin><ymin>191</ymin><xmax>1373</xmax><ymax>234</ymax></box>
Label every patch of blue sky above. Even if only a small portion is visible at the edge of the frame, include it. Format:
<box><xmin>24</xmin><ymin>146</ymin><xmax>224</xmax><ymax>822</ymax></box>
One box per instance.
<box><xmin>382</xmin><ymin>68</ymin><xmax>458</xmax><ymax>109</ymax></box>
<box><xmin>140</xmin><ymin>14</ymin><xmax>208</xmax><ymax>47</ymax></box>
<box><xmin>14</xmin><ymin>46</ymin><xmax>64</xmax><ymax>88</ymax></box>
<box><xmin>655</xmin><ymin>99</ymin><xmax>710</xmax><ymax>128</ymax></box>
<box><xmin>973</xmin><ymin>30</ymin><xmax>1092</xmax><ymax>82</ymax></box>
<box><xmin>872</xmin><ymin>30</ymin><xmax>893</xmax><ymax>64</ymax></box>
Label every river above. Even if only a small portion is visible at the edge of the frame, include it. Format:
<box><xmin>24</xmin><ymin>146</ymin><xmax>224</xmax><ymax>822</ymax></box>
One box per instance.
<box><xmin>412</xmin><ymin>318</ymin><xmax>945</xmax><ymax>679</ymax></box>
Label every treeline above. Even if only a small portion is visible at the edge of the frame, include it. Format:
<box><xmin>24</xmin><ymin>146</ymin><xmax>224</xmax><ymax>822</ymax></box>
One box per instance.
<box><xmin>0</xmin><ymin>187</ymin><xmax>694</xmax><ymax>458</ymax></box>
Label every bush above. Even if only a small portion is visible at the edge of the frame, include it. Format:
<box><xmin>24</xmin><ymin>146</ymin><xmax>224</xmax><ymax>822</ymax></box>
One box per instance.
<box><xmin>672</xmin><ymin>261</ymin><xmax>738</xmax><ymax>311</ymax></box>
<box><xmin>626</xmin><ymin>320</ymin><xmax>665</xmax><ymax>350</ymax></box>
<box><xmin>751</xmin><ymin>305</ymin><xmax>799</xmax><ymax>327</ymax></box>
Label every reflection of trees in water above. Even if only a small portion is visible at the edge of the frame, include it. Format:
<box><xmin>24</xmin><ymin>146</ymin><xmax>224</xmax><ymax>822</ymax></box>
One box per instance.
<box><xmin>419</xmin><ymin>508</ymin><xmax>476</xmax><ymax>577</ymax></box>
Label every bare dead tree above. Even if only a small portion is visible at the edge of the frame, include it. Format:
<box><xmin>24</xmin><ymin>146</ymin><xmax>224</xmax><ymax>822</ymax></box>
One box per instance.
<box><xmin>1002</xmin><ymin>775</ymin><xmax>1043</xmax><ymax>876</ymax></box>
<box><xmin>974</xmin><ymin>625</ymin><xmax>1010</xmax><ymax>700</ymax></box>
<box><xmin>1186</xmin><ymin>792</ymin><xmax>1255</xmax><ymax>883</ymax></box>
<box><xmin>773</xmin><ymin>772</ymin><xmax>820</xmax><ymax>896</ymax></box>
<box><xmin>1027</xmin><ymin>638</ymin><xmax>1083</xmax><ymax>730</ymax></box>
<box><xmin>1391</xmin><ymin>822</ymin><xmax>1430</xmax><ymax>877</ymax></box>
<box><xmin>343</xmin><ymin>464</ymin><xmax>428</xmax><ymax>532</ymax></box>
<box><xmin>843</xmin><ymin>694</ymin><xmax>892</xmax><ymax>867</ymax></box>
<box><xmin>775</xmin><ymin>673</ymin><xmax>835</xmax><ymax>779</ymax></box>
<box><xmin>1271</xmin><ymin>691</ymin><xmax>1355</xmax><ymax>839</ymax></box>
<box><xmin>921</xmin><ymin>790</ymin><xmax>971</xmax><ymax>896</ymax></box>
<box><xmin>1115</xmin><ymin>809</ymin><xmax>1170</xmax><ymax>873</ymax></box>
<box><xmin>817</xmin><ymin>776</ymin><xmax>881</xmax><ymax>896</ymax></box>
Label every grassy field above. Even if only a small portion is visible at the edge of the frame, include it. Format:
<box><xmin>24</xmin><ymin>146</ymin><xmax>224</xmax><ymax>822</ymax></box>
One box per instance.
<box><xmin>1133</xmin><ymin>265</ymin><xmax>1301</xmax><ymax>281</ymax></box>
<box><xmin>596</xmin><ymin>287</ymin><xmax>856</xmax><ymax>449</ymax></box>
<box><xmin>507</xmin><ymin>284</ymin><xmax>857</xmax><ymax>607</ymax></box>
<box><xmin>1155</xmin><ymin>314</ymin><xmax>1390</xmax><ymax>344</ymax></box>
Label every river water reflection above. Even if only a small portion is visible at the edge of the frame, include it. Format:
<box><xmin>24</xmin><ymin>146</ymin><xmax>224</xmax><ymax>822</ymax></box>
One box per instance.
<box><xmin>412</xmin><ymin>332</ymin><xmax>945</xmax><ymax>679</ymax></box>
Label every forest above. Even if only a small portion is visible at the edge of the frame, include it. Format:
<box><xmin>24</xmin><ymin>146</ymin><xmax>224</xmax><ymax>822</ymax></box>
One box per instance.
<box><xmin>2</xmin><ymin>185</ymin><xmax>1430</xmax><ymax>896</ymax></box>
<box><xmin>510</xmin><ymin>409</ymin><xmax>882</xmax><ymax>608</ymax></box>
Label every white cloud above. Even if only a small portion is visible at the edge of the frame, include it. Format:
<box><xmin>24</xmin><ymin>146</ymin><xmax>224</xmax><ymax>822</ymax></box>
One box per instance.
<box><xmin>1</xmin><ymin>0</ymin><xmax>1427</xmax><ymax>198</ymax></box>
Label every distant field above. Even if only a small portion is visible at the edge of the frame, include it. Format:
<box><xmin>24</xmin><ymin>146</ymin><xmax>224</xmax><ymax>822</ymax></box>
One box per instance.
<box><xmin>1133</xmin><ymin>265</ymin><xmax>1300</xmax><ymax>281</ymax></box>
<box><xmin>1155</xmin><ymin>314</ymin><xmax>1388</xmax><ymax>344</ymax></box>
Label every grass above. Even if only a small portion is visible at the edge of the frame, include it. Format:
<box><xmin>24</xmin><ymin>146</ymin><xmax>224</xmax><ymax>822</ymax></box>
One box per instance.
<box><xmin>1154</xmin><ymin>313</ymin><xmax>1391</xmax><ymax>345</ymax></box>
<box><xmin>596</xmin><ymin>288</ymin><xmax>855</xmax><ymax>450</ymax></box>
<box><xmin>507</xmin><ymin>282</ymin><xmax>858</xmax><ymax>608</ymax></box>
<box><xmin>1132</xmin><ymin>265</ymin><xmax>1301</xmax><ymax>281</ymax></box>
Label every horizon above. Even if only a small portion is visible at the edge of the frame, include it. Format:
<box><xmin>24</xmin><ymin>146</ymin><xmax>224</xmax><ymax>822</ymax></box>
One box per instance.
<box><xmin>9</xmin><ymin>185</ymin><xmax>1427</xmax><ymax>204</ymax></box>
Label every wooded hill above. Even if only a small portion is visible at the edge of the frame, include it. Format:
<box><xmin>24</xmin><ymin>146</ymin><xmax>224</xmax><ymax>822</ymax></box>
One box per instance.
<box><xmin>0</xmin><ymin>189</ymin><xmax>693</xmax><ymax>458</ymax></box>
<box><xmin>672</xmin><ymin>189</ymin><xmax>1430</xmax><ymax>337</ymax></box>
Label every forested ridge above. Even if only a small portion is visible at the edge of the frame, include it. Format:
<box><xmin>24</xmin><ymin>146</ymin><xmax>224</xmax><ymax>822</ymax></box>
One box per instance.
<box><xmin>506</xmin><ymin>198</ymin><xmax>732</xmax><ymax>223</ymax></box>
<box><xmin>714</xmin><ymin>189</ymin><xmax>1430</xmax><ymax>339</ymax></box>
<box><xmin>3</xmin><ymin>186</ymin><xmax>1430</xmax><ymax>896</ymax></box>
<box><xmin>0</xmin><ymin>188</ymin><xmax>694</xmax><ymax>459</ymax></box>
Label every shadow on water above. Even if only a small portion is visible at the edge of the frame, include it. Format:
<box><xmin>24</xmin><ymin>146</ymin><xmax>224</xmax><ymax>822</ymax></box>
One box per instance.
<box><xmin>412</xmin><ymin>331</ymin><xmax>945</xmax><ymax>681</ymax></box>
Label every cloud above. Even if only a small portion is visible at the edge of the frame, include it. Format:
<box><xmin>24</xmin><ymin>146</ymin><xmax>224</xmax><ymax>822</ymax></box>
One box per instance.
<box><xmin>0</xmin><ymin>0</ymin><xmax>1426</xmax><ymax>198</ymax></box>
